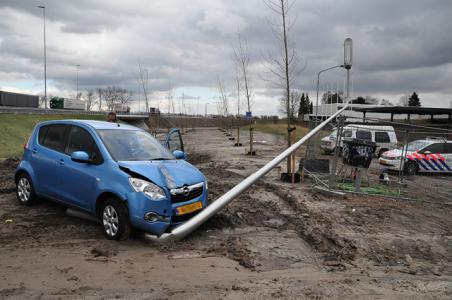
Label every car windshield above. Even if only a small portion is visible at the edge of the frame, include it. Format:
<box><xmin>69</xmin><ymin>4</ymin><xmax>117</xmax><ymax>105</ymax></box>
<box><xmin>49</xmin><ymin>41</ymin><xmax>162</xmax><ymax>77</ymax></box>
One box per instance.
<box><xmin>330</xmin><ymin>129</ymin><xmax>337</xmax><ymax>137</ymax></box>
<box><xmin>401</xmin><ymin>141</ymin><xmax>431</xmax><ymax>151</ymax></box>
<box><xmin>97</xmin><ymin>129</ymin><xmax>174</xmax><ymax>161</ymax></box>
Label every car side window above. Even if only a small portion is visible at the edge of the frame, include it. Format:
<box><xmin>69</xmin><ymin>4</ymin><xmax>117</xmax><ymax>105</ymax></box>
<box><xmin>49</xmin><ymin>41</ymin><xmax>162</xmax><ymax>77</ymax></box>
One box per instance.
<box><xmin>42</xmin><ymin>124</ymin><xmax>69</xmax><ymax>152</ymax></box>
<box><xmin>356</xmin><ymin>130</ymin><xmax>372</xmax><ymax>141</ymax></box>
<box><xmin>422</xmin><ymin>143</ymin><xmax>444</xmax><ymax>154</ymax></box>
<box><xmin>342</xmin><ymin>130</ymin><xmax>352</xmax><ymax>138</ymax></box>
<box><xmin>65</xmin><ymin>126</ymin><xmax>103</xmax><ymax>164</ymax></box>
<box><xmin>375</xmin><ymin>132</ymin><xmax>390</xmax><ymax>143</ymax></box>
<box><xmin>444</xmin><ymin>143</ymin><xmax>452</xmax><ymax>154</ymax></box>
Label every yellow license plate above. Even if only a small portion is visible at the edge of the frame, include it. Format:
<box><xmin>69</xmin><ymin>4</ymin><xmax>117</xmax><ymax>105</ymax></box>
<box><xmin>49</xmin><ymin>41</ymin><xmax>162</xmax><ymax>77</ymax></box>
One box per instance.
<box><xmin>176</xmin><ymin>201</ymin><xmax>203</xmax><ymax>215</ymax></box>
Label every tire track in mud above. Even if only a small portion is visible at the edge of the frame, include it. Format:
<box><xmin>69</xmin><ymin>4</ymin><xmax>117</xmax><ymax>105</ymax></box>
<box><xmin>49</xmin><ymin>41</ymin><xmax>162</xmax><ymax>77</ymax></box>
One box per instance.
<box><xmin>192</xmin><ymin>162</ymin><xmax>358</xmax><ymax>270</ymax></box>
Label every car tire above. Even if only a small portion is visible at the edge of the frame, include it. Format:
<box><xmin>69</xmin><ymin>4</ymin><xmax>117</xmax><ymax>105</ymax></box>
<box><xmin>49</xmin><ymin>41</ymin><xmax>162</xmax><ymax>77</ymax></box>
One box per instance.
<box><xmin>333</xmin><ymin>147</ymin><xmax>343</xmax><ymax>156</ymax></box>
<box><xmin>16</xmin><ymin>173</ymin><xmax>38</xmax><ymax>206</ymax></box>
<box><xmin>378</xmin><ymin>148</ymin><xmax>388</xmax><ymax>158</ymax></box>
<box><xmin>101</xmin><ymin>198</ymin><xmax>131</xmax><ymax>241</ymax></box>
<box><xmin>404</xmin><ymin>161</ymin><xmax>418</xmax><ymax>176</ymax></box>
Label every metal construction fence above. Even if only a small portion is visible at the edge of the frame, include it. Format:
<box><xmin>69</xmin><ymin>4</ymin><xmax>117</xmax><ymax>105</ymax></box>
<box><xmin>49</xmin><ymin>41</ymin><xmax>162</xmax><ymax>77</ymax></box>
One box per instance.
<box><xmin>303</xmin><ymin>116</ymin><xmax>452</xmax><ymax>205</ymax></box>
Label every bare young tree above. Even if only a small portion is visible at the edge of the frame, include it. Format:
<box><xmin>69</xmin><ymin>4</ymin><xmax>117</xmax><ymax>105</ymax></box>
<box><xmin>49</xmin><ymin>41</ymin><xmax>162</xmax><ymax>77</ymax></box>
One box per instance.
<box><xmin>167</xmin><ymin>80</ymin><xmax>175</xmax><ymax>114</ymax></box>
<box><xmin>96</xmin><ymin>87</ymin><xmax>103</xmax><ymax>111</ymax></box>
<box><xmin>279</xmin><ymin>90</ymin><xmax>299</xmax><ymax>121</ymax></box>
<box><xmin>84</xmin><ymin>90</ymin><xmax>96</xmax><ymax>111</ymax></box>
<box><xmin>264</xmin><ymin>0</ymin><xmax>302</xmax><ymax>172</ymax></box>
<box><xmin>232</xmin><ymin>31</ymin><xmax>254</xmax><ymax>153</ymax></box>
<box><xmin>103</xmin><ymin>86</ymin><xmax>131</xmax><ymax>111</ymax></box>
<box><xmin>137</xmin><ymin>64</ymin><xmax>151</xmax><ymax>112</ymax></box>
<box><xmin>216</xmin><ymin>77</ymin><xmax>229</xmax><ymax>117</ymax></box>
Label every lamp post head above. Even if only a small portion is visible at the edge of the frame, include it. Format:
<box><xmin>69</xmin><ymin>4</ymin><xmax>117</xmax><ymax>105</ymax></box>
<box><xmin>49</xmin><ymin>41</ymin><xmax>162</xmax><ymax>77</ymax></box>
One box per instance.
<box><xmin>344</xmin><ymin>38</ymin><xmax>353</xmax><ymax>70</ymax></box>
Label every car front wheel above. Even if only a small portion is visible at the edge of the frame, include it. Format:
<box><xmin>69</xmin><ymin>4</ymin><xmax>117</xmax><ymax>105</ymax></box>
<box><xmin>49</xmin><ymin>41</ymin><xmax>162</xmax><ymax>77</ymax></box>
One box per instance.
<box><xmin>101</xmin><ymin>198</ymin><xmax>131</xmax><ymax>240</ymax></box>
<box><xmin>404</xmin><ymin>161</ymin><xmax>418</xmax><ymax>176</ymax></box>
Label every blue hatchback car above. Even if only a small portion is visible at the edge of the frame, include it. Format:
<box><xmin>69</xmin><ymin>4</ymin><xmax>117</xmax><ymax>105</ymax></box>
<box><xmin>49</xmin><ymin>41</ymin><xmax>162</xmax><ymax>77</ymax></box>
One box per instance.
<box><xmin>15</xmin><ymin>120</ymin><xmax>208</xmax><ymax>240</ymax></box>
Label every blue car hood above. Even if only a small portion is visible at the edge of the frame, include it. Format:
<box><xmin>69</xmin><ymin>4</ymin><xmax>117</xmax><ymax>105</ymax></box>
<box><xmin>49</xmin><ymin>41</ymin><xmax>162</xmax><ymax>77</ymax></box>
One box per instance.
<box><xmin>117</xmin><ymin>160</ymin><xmax>204</xmax><ymax>189</ymax></box>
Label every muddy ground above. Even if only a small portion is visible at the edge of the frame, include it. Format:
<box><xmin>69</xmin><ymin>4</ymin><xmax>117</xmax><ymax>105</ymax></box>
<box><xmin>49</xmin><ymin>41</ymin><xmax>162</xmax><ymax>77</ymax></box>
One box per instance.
<box><xmin>0</xmin><ymin>128</ymin><xmax>451</xmax><ymax>299</ymax></box>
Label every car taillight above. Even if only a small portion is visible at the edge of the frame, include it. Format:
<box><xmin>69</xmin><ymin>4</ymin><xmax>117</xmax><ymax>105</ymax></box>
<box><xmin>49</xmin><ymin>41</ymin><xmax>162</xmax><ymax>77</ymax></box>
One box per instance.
<box><xmin>23</xmin><ymin>135</ymin><xmax>31</xmax><ymax>150</ymax></box>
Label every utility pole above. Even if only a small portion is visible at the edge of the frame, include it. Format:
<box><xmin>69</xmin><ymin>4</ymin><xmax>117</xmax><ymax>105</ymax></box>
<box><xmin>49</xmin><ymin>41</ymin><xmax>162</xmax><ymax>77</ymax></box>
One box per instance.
<box><xmin>38</xmin><ymin>5</ymin><xmax>47</xmax><ymax>109</ymax></box>
<box><xmin>76</xmin><ymin>64</ymin><xmax>80</xmax><ymax>98</ymax></box>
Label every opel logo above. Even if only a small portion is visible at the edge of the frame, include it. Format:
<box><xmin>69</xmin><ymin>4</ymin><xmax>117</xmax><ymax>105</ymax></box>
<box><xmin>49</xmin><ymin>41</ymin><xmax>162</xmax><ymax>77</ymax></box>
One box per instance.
<box><xmin>182</xmin><ymin>187</ymin><xmax>190</xmax><ymax>196</ymax></box>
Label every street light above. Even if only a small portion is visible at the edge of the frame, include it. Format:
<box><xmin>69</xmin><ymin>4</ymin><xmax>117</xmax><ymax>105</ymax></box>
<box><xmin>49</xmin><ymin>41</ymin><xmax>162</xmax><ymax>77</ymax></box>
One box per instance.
<box><xmin>37</xmin><ymin>5</ymin><xmax>47</xmax><ymax>109</ymax></box>
<box><xmin>75</xmin><ymin>64</ymin><xmax>80</xmax><ymax>98</ymax></box>
<box><xmin>315</xmin><ymin>65</ymin><xmax>345</xmax><ymax>127</ymax></box>
<box><xmin>343</xmin><ymin>38</ymin><xmax>353</xmax><ymax>100</ymax></box>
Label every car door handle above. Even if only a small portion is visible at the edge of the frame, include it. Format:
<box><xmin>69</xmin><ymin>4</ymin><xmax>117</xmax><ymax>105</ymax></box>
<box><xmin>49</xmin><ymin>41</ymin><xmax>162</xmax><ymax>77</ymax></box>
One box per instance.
<box><xmin>57</xmin><ymin>159</ymin><xmax>65</xmax><ymax>166</ymax></box>
<box><xmin>32</xmin><ymin>148</ymin><xmax>38</xmax><ymax>154</ymax></box>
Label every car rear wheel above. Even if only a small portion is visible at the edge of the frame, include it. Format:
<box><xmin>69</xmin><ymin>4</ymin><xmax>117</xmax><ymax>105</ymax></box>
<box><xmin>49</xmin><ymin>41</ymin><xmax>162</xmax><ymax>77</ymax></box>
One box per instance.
<box><xmin>101</xmin><ymin>198</ymin><xmax>131</xmax><ymax>240</ymax></box>
<box><xmin>16</xmin><ymin>173</ymin><xmax>37</xmax><ymax>205</ymax></box>
<box><xmin>404</xmin><ymin>161</ymin><xmax>418</xmax><ymax>176</ymax></box>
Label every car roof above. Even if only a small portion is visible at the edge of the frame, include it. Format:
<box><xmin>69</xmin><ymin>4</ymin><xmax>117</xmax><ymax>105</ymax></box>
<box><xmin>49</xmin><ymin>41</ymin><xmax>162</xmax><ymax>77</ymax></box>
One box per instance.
<box><xmin>38</xmin><ymin>119</ymin><xmax>140</xmax><ymax>131</ymax></box>
<box><xmin>410</xmin><ymin>139</ymin><xmax>452</xmax><ymax>145</ymax></box>
<box><xmin>343</xmin><ymin>124</ymin><xmax>395</xmax><ymax>130</ymax></box>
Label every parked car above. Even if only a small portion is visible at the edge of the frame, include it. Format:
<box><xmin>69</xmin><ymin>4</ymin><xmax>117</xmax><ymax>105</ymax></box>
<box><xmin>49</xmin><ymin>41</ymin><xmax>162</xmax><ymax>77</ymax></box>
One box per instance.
<box><xmin>320</xmin><ymin>124</ymin><xmax>397</xmax><ymax>157</ymax></box>
<box><xmin>379</xmin><ymin>138</ymin><xmax>452</xmax><ymax>175</ymax></box>
<box><xmin>15</xmin><ymin>120</ymin><xmax>208</xmax><ymax>240</ymax></box>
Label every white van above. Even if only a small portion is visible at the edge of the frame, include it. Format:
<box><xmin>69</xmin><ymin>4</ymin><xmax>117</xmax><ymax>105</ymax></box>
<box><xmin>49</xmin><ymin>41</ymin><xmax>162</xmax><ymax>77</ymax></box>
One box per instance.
<box><xmin>321</xmin><ymin>124</ymin><xmax>398</xmax><ymax>157</ymax></box>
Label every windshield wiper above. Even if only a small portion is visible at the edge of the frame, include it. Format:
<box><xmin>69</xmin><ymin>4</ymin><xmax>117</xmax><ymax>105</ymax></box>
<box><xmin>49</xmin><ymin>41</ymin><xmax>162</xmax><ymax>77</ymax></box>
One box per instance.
<box><xmin>150</xmin><ymin>158</ymin><xmax>171</xmax><ymax>161</ymax></box>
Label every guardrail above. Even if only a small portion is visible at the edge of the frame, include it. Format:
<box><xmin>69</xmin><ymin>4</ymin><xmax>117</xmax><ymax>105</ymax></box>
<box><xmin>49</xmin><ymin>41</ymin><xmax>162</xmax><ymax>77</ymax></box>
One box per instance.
<box><xmin>0</xmin><ymin>106</ymin><xmax>222</xmax><ymax>119</ymax></box>
<box><xmin>145</xmin><ymin>101</ymin><xmax>351</xmax><ymax>243</ymax></box>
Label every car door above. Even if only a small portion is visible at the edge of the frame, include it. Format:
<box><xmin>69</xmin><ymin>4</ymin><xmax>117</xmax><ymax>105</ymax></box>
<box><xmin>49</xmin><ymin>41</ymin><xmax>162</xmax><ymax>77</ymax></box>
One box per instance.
<box><xmin>165</xmin><ymin>128</ymin><xmax>184</xmax><ymax>154</ymax></box>
<box><xmin>57</xmin><ymin>125</ymin><xmax>104</xmax><ymax>210</ymax></box>
<box><xmin>31</xmin><ymin>124</ymin><xmax>70</xmax><ymax>197</ymax></box>
<box><xmin>419</xmin><ymin>142</ymin><xmax>445</xmax><ymax>173</ymax></box>
<box><xmin>439</xmin><ymin>142</ymin><xmax>452</xmax><ymax>173</ymax></box>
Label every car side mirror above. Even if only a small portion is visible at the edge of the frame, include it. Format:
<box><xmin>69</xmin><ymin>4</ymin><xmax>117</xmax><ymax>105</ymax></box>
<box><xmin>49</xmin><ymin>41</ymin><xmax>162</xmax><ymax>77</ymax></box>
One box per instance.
<box><xmin>71</xmin><ymin>151</ymin><xmax>91</xmax><ymax>163</ymax></box>
<box><xmin>173</xmin><ymin>150</ymin><xmax>185</xmax><ymax>160</ymax></box>
<box><xmin>423</xmin><ymin>150</ymin><xmax>431</xmax><ymax>155</ymax></box>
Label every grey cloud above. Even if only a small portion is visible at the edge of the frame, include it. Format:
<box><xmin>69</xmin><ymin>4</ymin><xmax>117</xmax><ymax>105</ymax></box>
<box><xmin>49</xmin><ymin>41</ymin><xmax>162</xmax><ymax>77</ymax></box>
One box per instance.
<box><xmin>1</xmin><ymin>0</ymin><xmax>452</xmax><ymax>112</ymax></box>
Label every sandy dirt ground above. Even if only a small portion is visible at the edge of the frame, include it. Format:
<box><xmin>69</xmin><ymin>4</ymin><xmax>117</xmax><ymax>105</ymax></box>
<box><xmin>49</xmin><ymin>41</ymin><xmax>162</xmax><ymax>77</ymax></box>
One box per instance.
<box><xmin>0</xmin><ymin>128</ymin><xmax>451</xmax><ymax>299</ymax></box>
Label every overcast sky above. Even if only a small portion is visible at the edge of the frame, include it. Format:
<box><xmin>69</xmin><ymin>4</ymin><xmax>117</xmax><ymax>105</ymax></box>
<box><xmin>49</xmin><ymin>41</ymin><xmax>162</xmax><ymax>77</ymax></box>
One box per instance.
<box><xmin>1</xmin><ymin>0</ymin><xmax>452</xmax><ymax>115</ymax></box>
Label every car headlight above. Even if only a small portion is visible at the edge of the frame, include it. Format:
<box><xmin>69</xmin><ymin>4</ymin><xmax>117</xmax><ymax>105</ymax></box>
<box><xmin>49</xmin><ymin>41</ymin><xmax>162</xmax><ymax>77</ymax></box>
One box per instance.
<box><xmin>129</xmin><ymin>178</ymin><xmax>166</xmax><ymax>200</ymax></box>
<box><xmin>205</xmin><ymin>180</ymin><xmax>208</xmax><ymax>190</ymax></box>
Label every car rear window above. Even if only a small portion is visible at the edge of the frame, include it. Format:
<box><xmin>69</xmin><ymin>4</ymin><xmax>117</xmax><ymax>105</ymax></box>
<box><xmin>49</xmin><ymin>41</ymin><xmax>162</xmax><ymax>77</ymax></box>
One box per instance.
<box><xmin>375</xmin><ymin>131</ymin><xmax>390</xmax><ymax>143</ymax></box>
<box><xmin>38</xmin><ymin>125</ymin><xmax>49</xmax><ymax>144</ymax></box>
<box><xmin>356</xmin><ymin>130</ymin><xmax>372</xmax><ymax>141</ymax></box>
<box><xmin>41</xmin><ymin>124</ymin><xmax>68</xmax><ymax>152</ymax></box>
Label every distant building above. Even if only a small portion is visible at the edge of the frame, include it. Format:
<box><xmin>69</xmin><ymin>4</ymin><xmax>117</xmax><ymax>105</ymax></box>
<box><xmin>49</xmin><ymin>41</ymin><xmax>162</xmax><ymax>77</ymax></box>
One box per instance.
<box><xmin>0</xmin><ymin>91</ymin><xmax>39</xmax><ymax>108</ymax></box>
<box><xmin>307</xmin><ymin>103</ymin><xmax>444</xmax><ymax>122</ymax></box>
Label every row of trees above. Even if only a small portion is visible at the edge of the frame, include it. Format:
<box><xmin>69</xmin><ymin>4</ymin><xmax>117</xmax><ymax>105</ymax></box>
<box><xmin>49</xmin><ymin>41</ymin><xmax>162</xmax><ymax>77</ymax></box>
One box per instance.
<box><xmin>79</xmin><ymin>86</ymin><xmax>133</xmax><ymax>111</ymax></box>
<box><xmin>318</xmin><ymin>91</ymin><xmax>422</xmax><ymax>107</ymax></box>
<box><xmin>279</xmin><ymin>92</ymin><xmax>312</xmax><ymax>121</ymax></box>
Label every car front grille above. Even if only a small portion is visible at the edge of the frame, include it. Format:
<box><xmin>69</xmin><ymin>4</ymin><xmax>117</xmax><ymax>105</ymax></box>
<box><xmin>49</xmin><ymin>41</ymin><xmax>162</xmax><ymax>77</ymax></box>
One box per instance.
<box><xmin>170</xmin><ymin>183</ymin><xmax>204</xmax><ymax>204</ymax></box>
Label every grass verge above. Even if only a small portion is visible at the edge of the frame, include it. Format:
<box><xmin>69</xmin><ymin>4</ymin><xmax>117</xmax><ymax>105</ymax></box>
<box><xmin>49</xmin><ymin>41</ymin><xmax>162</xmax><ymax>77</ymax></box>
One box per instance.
<box><xmin>0</xmin><ymin>114</ymin><xmax>105</xmax><ymax>158</ymax></box>
<box><xmin>245</xmin><ymin>122</ymin><xmax>330</xmax><ymax>141</ymax></box>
